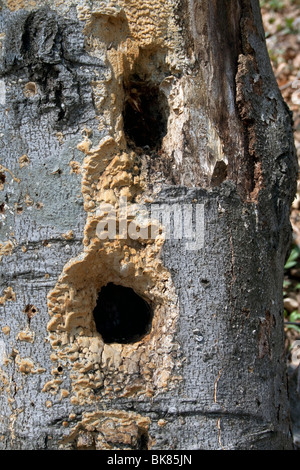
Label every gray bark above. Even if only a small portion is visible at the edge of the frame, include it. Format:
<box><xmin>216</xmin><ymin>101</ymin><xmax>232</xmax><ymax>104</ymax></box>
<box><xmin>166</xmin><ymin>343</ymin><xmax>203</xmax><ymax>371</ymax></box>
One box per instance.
<box><xmin>0</xmin><ymin>0</ymin><xmax>297</xmax><ymax>450</ymax></box>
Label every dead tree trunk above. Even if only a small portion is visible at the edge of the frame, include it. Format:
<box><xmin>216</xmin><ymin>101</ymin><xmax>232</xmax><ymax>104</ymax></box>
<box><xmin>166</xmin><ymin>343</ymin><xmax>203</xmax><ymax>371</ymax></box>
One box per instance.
<box><xmin>0</xmin><ymin>0</ymin><xmax>297</xmax><ymax>450</ymax></box>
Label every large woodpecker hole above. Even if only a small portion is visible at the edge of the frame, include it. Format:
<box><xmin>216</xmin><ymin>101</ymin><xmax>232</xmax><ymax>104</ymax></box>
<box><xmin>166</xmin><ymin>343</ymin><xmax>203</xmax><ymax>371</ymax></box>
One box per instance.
<box><xmin>123</xmin><ymin>76</ymin><xmax>169</xmax><ymax>150</ymax></box>
<box><xmin>93</xmin><ymin>283</ymin><xmax>153</xmax><ymax>344</ymax></box>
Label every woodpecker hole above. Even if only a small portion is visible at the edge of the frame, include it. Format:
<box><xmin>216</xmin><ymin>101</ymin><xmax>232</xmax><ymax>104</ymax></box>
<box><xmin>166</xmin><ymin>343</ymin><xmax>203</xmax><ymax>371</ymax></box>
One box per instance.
<box><xmin>93</xmin><ymin>283</ymin><xmax>153</xmax><ymax>344</ymax></box>
<box><xmin>137</xmin><ymin>431</ymin><xmax>149</xmax><ymax>450</ymax></box>
<box><xmin>123</xmin><ymin>76</ymin><xmax>169</xmax><ymax>151</ymax></box>
<box><xmin>24</xmin><ymin>304</ymin><xmax>38</xmax><ymax>322</ymax></box>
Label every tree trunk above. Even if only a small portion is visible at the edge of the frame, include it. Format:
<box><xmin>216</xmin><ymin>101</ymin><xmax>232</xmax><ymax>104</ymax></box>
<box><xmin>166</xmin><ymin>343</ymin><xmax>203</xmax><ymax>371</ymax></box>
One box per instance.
<box><xmin>0</xmin><ymin>0</ymin><xmax>297</xmax><ymax>450</ymax></box>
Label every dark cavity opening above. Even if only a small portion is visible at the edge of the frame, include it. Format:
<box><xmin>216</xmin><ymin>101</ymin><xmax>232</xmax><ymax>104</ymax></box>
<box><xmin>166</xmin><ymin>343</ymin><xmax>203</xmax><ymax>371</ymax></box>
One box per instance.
<box><xmin>123</xmin><ymin>76</ymin><xmax>169</xmax><ymax>151</ymax></box>
<box><xmin>93</xmin><ymin>283</ymin><xmax>153</xmax><ymax>344</ymax></box>
<box><xmin>137</xmin><ymin>431</ymin><xmax>149</xmax><ymax>450</ymax></box>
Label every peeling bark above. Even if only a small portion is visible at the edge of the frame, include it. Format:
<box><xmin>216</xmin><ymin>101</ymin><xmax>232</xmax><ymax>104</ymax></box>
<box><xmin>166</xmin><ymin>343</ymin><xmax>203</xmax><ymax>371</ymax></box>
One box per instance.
<box><xmin>0</xmin><ymin>0</ymin><xmax>297</xmax><ymax>450</ymax></box>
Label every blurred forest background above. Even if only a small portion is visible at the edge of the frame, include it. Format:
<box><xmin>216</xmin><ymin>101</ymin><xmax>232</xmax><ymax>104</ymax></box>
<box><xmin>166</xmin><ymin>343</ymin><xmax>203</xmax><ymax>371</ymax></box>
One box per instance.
<box><xmin>260</xmin><ymin>0</ymin><xmax>300</xmax><ymax>447</ymax></box>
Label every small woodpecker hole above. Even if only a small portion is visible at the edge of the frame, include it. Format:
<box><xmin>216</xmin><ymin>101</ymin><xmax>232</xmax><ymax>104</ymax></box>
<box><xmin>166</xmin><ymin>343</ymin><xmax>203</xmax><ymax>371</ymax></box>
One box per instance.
<box><xmin>93</xmin><ymin>283</ymin><xmax>153</xmax><ymax>344</ymax></box>
<box><xmin>123</xmin><ymin>76</ymin><xmax>169</xmax><ymax>151</ymax></box>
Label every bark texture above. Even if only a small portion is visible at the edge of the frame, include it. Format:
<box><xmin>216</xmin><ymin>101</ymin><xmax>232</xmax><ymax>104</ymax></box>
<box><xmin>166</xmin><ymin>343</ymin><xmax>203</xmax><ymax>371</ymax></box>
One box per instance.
<box><xmin>0</xmin><ymin>0</ymin><xmax>297</xmax><ymax>450</ymax></box>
